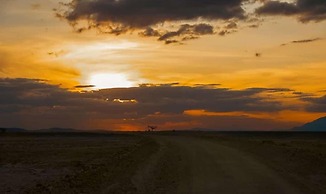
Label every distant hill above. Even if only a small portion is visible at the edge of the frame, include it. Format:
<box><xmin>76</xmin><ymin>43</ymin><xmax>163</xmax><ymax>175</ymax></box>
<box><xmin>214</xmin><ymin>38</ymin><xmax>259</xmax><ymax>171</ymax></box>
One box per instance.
<box><xmin>0</xmin><ymin>128</ymin><xmax>26</xmax><ymax>133</ymax></box>
<box><xmin>293</xmin><ymin>116</ymin><xmax>326</xmax><ymax>131</ymax></box>
<box><xmin>189</xmin><ymin>128</ymin><xmax>215</xmax><ymax>131</ymax></box>
<box><xmin>35</xmin><ymin>128</ymin><xmax>81</xmax><ymax>133</ymax></box>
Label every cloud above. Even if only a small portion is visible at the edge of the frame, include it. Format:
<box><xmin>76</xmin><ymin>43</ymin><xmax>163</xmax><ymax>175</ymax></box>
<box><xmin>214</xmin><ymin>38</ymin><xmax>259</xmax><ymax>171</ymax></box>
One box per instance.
<box><xmin>256</xmin><ymin>1</ymin><xmax>298</xmax><ymax>15</ymax></box>
<box><xmin>57</xmin><ymin>0</ymin><xmax>246</xmax><ymax>43</ymax></box>
<box><xmin>165</xmin><ymin>40</ymin><xmax>180</xmax><ymax>45</ymax></box>
<box><xmin>256</xmin><ymin>0</ymin><xmax>326</xmax><ymax>22</ymax></box>
<box><xmin>281</xmin><ymin>37</ymin><xmax>322</xmax><ymax>46</ymax></box>
<box><xmin>139</xmin><ymin>23</ymin><xmax>214</xmax><ymax>44</ymax></box>
<box><xmin>302</xmin><ymin>95</ymin><xmax>326</xmax><ymax>112</ymax></box>
<box><xmin>55</xmin><ymin>0</ymin><xmax>325</xmax><ymax>44</ymax></box>
<box><xmin>218</xmin><ymin>30</ymin><xmax>228</xmax><ymax>36</ymax></box>
<box><xmin>74</xmin><ymin>85</ymin><xmax>95</xmax><ymax>88</ymax></box>
<box><xmin>218</xmin><ymin>29</ymin><xmax>237</xmax><ymax>36</ymax></box>
<box><xmin>225</xmin><ymin>21</ymin><xmax>238</xmax><ymax>29</ymax></box>
<box><xmin>139</xmin><ymin>27</ymin><xmax>161</xmax><ymax>37</ymax></box>
<box><xmin>292</xmin><ymin>38</ymin><xmax>322</xmax><ymax>43</ymax></box>
<box><xmin>0</xmin><ymin>78</ymin><xmax>303</xmax><ymax>130</ymax></box>
<box><xmin>248</xmin><ymin>24</ymin><xmax>260</xmax><ymax>28</ymax></box>
<box><xmin>60</xmin><ymin>0</ymin><xmax>246</xmax><ymax>29</ymax></box>
<box><xmin>157</xmin><ymin>23</ymin><xmax>214</xmax><ymax>44</ymax></box>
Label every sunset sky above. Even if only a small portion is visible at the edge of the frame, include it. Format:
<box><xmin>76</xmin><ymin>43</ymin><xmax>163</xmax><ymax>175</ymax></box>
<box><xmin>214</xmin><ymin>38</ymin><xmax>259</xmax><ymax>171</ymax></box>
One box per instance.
<box><xmin>1</xmin><ymin>0</ymin><xmax>326</xmax><ymax>130</ymax></box>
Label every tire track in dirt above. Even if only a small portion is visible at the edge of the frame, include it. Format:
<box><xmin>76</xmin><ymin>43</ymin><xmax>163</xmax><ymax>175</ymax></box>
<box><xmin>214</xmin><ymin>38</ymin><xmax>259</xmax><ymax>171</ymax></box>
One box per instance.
<box><xmin>134</xmin><ymin>135</ymin><xmax>303</xmax><ymax>194</ymax></box>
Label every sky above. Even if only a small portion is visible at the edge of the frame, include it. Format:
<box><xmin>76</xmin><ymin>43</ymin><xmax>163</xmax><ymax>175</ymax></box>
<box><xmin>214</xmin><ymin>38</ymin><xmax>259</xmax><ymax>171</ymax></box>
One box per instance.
<box><xmin>0</xmin><ymin>0</ymin><xmax>326</xmax><ymax>131</ymax></box>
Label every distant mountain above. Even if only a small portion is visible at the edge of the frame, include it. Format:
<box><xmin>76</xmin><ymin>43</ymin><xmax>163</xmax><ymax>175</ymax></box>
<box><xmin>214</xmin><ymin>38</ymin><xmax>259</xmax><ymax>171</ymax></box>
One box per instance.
<box><xmin>35</xmin><ymin>128</ymin><xmax>81</xmax><ymax>133</ymax></box>
<box><xmin>188</xmin><ymin>128</ymin><xmax>215</xmax><ymax>131</ymax></box>
<box><xmin>0</xmin><ymin>128</ymin><xmax>26</xmax><ymax>132</ymax></box>
<box><xmin>293</xmin><ymin>116</ymin><xmax>326</xmax><ymax>131</ymax></box>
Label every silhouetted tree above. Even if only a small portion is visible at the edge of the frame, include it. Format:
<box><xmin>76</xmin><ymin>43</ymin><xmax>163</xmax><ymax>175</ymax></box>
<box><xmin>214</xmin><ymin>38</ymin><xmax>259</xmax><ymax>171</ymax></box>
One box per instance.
<box><xmin>147</xmin><ymin>125</ymin><xmax>157</xmax><ymax>131</ymax></box>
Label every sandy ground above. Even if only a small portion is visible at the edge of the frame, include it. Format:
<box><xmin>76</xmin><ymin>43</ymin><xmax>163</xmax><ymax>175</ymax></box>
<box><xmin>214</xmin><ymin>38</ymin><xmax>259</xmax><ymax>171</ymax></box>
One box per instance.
<box><xmin>135</xmin><ymin>135</ymin><xmax>303</xmax><ymax>194</ymax></box>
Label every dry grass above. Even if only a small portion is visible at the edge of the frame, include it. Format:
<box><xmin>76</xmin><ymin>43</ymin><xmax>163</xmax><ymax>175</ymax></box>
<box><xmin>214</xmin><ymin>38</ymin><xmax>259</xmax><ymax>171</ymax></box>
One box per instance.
<box><xmin>0</xmin><ymin>133</ymin><xmax>158</xmax><ymax>194</ymax></box>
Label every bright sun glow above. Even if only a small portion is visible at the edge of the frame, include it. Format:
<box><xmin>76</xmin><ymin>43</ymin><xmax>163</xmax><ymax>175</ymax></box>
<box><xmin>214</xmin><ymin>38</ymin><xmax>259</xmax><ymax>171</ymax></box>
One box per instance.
<box><xmin>89</xmin><ymin>73</ymin><xmax>134</xmax><ymax>89</ymax></box>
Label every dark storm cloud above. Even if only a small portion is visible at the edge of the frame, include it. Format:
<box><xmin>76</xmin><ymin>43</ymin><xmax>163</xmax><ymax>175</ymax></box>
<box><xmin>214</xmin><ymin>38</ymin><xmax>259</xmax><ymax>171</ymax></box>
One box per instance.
<box><xmin>60</xmin><ymin>0</ymin><xmax>246</xmax><ymax>29</ymax></box>
<box><xmin>57</xmin><ymin>0</ymin><xmax>247</xmax><ymax>43</ymax></box>
<box><xmin>0</xmin><ymin>78</ymin><xmax>306</xmax><ymax>129</ymax></box>
<box><xmin>0</xmin><ymin>78</ymin><xmax>296</xmax><ymax>115</ymax></box>
<box><xmin>256</xmin><ymin>1</ymin><xmax>298</xmax><ymax>15</ymax></box>
<box><xmin>256</xmin><ymin>0</ymin><xmax>326</xmax><ymax>22</ymax></box>
<box><xmin>98</xmin><ymin>85</ymin><xmax>291</xmax><ymax>114</ymax></box>
<box><xmin>0</xmin><ymin>78</ymin><xmax>82</xmax><ymax>108</ymax></box>
<box><xmin>56</xmin><ymin>0</ymin><xmax>326</xmax><ymax>44</ymax></box>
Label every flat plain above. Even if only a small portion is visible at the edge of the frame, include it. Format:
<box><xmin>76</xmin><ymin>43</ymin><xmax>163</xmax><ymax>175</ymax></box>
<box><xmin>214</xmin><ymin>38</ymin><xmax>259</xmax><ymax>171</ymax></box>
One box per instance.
<box><xmin>1</xmin><ymin>131</ymin><xmax>326</xmax><ymax>194</ymax></box>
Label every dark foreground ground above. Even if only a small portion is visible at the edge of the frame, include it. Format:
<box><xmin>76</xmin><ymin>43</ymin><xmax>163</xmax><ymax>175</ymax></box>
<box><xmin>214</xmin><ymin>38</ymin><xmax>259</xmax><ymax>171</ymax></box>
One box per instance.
<box><xmin>1</xmin><ymin>132</ymin><xmax>326</xmax><ymax>194</ymax></box>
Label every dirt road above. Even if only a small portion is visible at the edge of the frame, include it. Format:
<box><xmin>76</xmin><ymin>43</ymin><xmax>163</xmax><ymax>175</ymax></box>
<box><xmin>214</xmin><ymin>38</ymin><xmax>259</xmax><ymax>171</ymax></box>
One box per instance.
<box><xmin>134</xmin><ymin>135</ymin><xmax>302</xmax><ymax>194</ymax></box>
